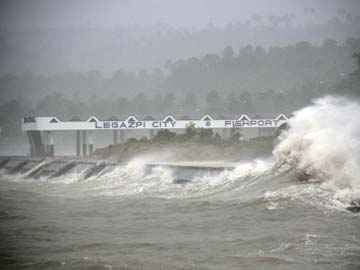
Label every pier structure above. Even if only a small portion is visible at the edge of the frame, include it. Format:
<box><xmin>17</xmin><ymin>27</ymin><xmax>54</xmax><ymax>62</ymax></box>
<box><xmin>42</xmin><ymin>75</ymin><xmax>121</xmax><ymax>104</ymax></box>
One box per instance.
<box><xmin>22</xmin><ymin>114</ymin><xmax>288</xmax><ymax>157</ymax></box>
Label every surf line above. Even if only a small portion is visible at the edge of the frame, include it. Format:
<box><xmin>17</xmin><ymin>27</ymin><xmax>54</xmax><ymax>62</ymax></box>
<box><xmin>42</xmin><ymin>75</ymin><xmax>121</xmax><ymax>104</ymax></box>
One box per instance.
<box><xmin>95</xmin><ymin>121</ymin><xmax>176</xmax><ymax>129</ymax></box>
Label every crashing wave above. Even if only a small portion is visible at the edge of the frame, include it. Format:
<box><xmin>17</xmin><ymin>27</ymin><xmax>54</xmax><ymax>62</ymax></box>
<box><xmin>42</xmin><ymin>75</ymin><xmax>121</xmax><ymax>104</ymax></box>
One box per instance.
<box><xmin>273</xmin><ymin>96</ymin><xmax>360</xmax><ymax>205</ymax></box>
<box><xmin>1</xmin><ymin>96</ymin><xmax>360</xmax><ymax>212</ymax></box>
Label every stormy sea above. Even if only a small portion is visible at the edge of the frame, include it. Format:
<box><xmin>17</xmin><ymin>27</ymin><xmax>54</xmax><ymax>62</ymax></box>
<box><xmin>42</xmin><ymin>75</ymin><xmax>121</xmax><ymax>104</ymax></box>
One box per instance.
<box><xmin>1</xmin><ymin>96</ymin><xmax>360</xmax><ymax>270</ymax></box>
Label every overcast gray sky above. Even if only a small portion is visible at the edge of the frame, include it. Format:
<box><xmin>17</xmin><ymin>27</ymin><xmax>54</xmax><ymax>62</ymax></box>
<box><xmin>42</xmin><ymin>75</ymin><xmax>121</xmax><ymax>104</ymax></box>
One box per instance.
<box><xmin>1</xmin><ymin>0</ymin><xmax>360</xmax><ymax>29</ymax></box>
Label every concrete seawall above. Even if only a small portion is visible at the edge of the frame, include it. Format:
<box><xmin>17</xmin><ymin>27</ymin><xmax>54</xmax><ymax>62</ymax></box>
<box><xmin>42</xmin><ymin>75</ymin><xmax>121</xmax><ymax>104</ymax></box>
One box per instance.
<box><xmin>0</xmin><ymin>156</ymin><xmax>235</xmax><ymax>182</ymax></box>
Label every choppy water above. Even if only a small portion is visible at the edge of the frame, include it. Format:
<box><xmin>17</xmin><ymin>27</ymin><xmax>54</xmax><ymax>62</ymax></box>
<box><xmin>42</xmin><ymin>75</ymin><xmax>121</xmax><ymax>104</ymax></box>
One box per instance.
<box><xmin>1</xmin><ymin>96</ymin><xmax>360</xmax><ymax>269</ymax></box>
<box><xmin>0</xmin><ymin>159</ymin><xmax>359</xmax><ymax>270</ymax></box>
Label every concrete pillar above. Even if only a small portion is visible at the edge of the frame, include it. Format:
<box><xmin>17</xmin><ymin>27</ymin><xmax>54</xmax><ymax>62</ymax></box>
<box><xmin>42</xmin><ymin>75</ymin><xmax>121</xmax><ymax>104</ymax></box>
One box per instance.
<box><xmin>113</xmin><ymin>130</ymin><xmax>118</xmax><ymax>145</ymax></box>
<box><xmin>88</xmin><ymin>131</ymin><xmax>94</xmax><ymax>155</ymax></box>
<box><xmin>27</xmin><ymin>131</ymin><xmax>35</xmax><ymax>157</ymax></box>
<box><xmin>48</xmin><ymin>131</ymin><xmax>54</xmax><ymax>157</ymax></box>
<box><xmin>76</xmin><ymin>131</ymin><xmax>81</xmax><ymax>156</ymax></box>
<box><xmin>44</xmin><ymin>131</ymin><xmax>49</xmax><ymax>156</ymax></box>
<box><xmin>82</xmin><ymin>131</ymin><xmax>88</xmax><ymax>156</ymax></box>
<box><xmin>149</xmin><ymin>130</ymin><xmax>154</xmax><ymax>140</ymax></box>
<box><xmin>119</xmin><ymin>130</ymin><xmax>125</xmax><ymax>143</ymax></box>
<box><xmin>27</xmin><ymin>131</ymin><xmax>46</xmax><ymax>157</ymax></box>
<box><xmin>222</xmin><ymin>129</ymin><xmax>227</xmax><ymax>140</ymax></box>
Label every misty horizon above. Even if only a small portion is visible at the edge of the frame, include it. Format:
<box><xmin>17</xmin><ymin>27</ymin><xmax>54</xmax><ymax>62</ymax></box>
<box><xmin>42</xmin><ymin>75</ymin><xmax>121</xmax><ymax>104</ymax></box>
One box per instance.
<box><xmin>0</xmin><ymin>0</ymin><xmax>360</xmax><ymax>76</ymax></box>
<box><xmin>0</xmin><ymin>0</ymin><xmax>360</xmax><ymax>139</ymax></box>
<box><xmin>1</xmin><ymin>0</ymin><xmax>360</xmax><ymax>29</ymax></box>
<box><xmin>1</xmin><ymin>2</ymin><xmax>360</xmax><ymax>270</ymax></box>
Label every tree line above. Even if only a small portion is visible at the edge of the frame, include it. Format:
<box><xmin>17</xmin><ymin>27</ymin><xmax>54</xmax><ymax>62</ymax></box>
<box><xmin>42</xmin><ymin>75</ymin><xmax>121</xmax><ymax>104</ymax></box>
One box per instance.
<box><xmin>1</xmin><ymin>37</ymin><xmax>360</xmax><ymax>103</ymax></box>
<box><xmin>1</xmin><ymin>10</ymin><xmax>360</xmax><ymax>75</ymax></box>
<box><xmin>0</xmin><ymin>39</ymin><xmax>360</xmax><ymax>139</ymax></box>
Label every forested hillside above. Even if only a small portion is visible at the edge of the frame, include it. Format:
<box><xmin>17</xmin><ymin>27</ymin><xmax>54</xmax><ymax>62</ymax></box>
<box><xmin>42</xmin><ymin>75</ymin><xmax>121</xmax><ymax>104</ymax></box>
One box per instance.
<box><xmin>1</xmin><ymin>38</ymin><xmax>360</xmax><ymax>139</ymax></box>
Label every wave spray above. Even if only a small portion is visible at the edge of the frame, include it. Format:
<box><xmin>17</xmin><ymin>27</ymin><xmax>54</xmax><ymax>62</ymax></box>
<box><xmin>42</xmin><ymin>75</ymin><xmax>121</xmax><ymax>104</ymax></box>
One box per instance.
<box><xmin>273</xmin><ymin>96</ymin><xmax>360</xmax><ymax>202</ymax></box>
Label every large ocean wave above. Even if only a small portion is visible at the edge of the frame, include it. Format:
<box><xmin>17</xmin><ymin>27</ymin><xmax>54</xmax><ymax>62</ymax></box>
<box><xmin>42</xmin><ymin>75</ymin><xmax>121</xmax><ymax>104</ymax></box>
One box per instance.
<box><xmin>1</xmin><ymin>96</ymin><xmax>359</xmax><ymax>212</ymax></box>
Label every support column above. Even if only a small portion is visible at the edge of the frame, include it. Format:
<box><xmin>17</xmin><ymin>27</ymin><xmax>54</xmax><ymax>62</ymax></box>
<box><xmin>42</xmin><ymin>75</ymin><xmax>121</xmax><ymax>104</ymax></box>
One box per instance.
<box><xmin>76</xmin><ymin>131</ymin><xmax>81</xmax><ymax>157</ymax></box>
<box><xmin>149</xmin><ymin>130</ymin><xmax>154</xmax><ymax>140</ymax></box>
<box><xmin>222</xmin><ymin>129</ymin><xmax>227</xmax><ymax>140</ymax></box>
<box><xmin>48</xmin><ymin>131</ymin><xmax>54</xmax><ymax>157</ymax></box>
<box><xmin>113</xmin><ymin>130</ymin><xmax>118</xmax><ymax>145</ymax></box>
<box><xmin>88</xmin><ymin>131</ymin><xmax>94</xmax><ymax>155</ymax></box>
<box><xmin>27</xmin><ymin>131</ymin><xmax>46</xmax><ymax>157</ymax></box>
<box><xmin>82</xmin><ymin>131</ymin><xmax>88</xmax><ymax>156</ymax></box>
<box><xmin>27</xmin><ymin>131</ymin><xmax>35</xmax><ymax>156</ymax></box>
<box><xmin>119</xmin><ymin>130</ymin><xmax>125</xmax><ymax>143</ymax></box>
<box><xmin>44</xmin><ymin>131</ymin><xmax>49</xmax><ymax>156</ymax></box>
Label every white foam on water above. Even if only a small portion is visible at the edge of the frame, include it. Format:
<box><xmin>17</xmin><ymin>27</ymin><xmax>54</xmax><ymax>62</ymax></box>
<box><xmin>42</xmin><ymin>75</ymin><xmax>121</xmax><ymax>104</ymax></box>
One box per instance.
<box><xmin>0</xmin><ymin>159</ymin><xmax>50</xmax><ymax>183</ymax></box>
<box><xmin>179</xmin><ymin>159</ymin><xmax>272</xmax><ymax>197</ymax></box>
<box><xmin>81</xmin><ymin>158</ymin><xmax>272</xmax><ymax>198</ymax></box>
<box><xmin>271</xmin><ymin>95</ymin><xmax>360</xmax><ymax>208</ymax></box>
<box><xmin>1</xmin><ymin>96</ymin><xmax>359</xmax><ymax>212</ymax></box>
<box><xmin>86</xmin><ymin>158</ymin><xmax>175</xmax><ymax>196</ymax></box>
<box><xmin>21</xmin><ymin>159</ymin><xmax>50</xmax><ymax>178</ymax></box>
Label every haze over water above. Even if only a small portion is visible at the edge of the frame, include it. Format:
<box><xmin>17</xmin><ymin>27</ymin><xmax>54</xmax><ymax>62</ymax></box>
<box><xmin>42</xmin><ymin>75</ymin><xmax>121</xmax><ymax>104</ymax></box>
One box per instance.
<box><xmin>1</xmin><ymin>0</ymin><xmax>360</xmax><ymax>269</ymax></box>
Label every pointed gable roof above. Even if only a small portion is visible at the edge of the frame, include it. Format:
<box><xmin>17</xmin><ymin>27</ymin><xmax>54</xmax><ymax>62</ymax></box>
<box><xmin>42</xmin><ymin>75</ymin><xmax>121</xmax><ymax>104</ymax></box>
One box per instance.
<box><xmin>201</xmin><ymin>115</ymin><xmax>214</xmax><ymax>121</ymax></box>
<box><xmin>238</xmin><ymin>114</ymin><xmax>250</xmax><ymax>121</ymax></box>
<box><xmin>276</xmin><ymin>114</ymin><xmax>288</xmax><ymax>121</ymax></box>
<box><xmin>126</xmin><ymin>116</ymin><xmax>138</xmax><ymax>123</ymax></box>
<box><xmin>163</xmin><ymin>115</ymin><xmax>176</xmax><ymax>123</ymax></box>
<box><xmin>87</xmin><ymin>116</ymin><xmax>99</xmax><ymax>122</ymax></box>
<box><xmin>49</xmin><ymin>117</ymin><xmax>59</xmax><ymax>123</ymax></box>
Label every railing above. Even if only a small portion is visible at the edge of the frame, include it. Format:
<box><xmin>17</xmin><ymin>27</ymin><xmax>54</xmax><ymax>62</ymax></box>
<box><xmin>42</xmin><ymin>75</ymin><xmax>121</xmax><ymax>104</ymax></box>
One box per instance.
<box><xmin>22</xmin><ymin>114</ymin><xmax>288</xmax><ymax>131</ymax></box>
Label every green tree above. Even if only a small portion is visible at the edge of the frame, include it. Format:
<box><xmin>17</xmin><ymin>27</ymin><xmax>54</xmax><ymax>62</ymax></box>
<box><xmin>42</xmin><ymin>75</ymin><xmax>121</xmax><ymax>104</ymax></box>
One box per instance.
<box><xmin>183</xmin><ymin>93</ymin><xmax>198</xmax><ymax>112</ymax></box>
<box><xmin>163</xmin><ymin>93</ymin><xmax>176</xmax><ymax>113</ymax></box>
<box><xmin>226</xmin><ymin>92</ymin><xmax>240</xmax><ymax>113</ymax></box>
<box><xmin>206</xmin><ymin>90</ymin><xmax>221</xmax><ymax>112</ymax></box>
<box><xmin>352</xmin><ymin>52</ymin><xmax>360</xmax><ymax>71</ymax></box>
<box><xmin>183</xmin><ymin>122</ymin><xmax>197</xmax><ymax>139</ymax></box>
<box><xmin>153</xmin><ymin>129</ymin><xmax>176</xmax><ymax>142</ymax></box>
